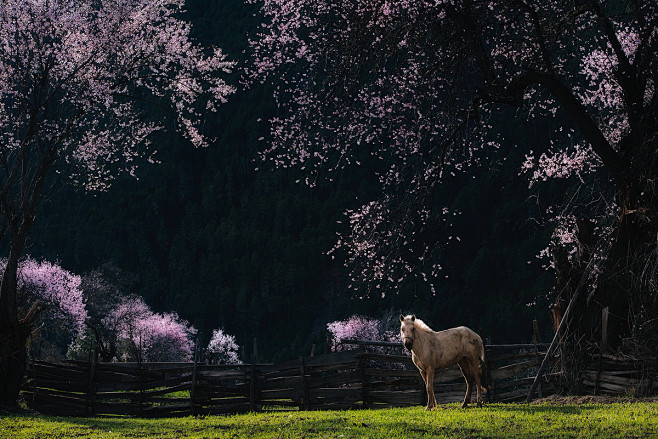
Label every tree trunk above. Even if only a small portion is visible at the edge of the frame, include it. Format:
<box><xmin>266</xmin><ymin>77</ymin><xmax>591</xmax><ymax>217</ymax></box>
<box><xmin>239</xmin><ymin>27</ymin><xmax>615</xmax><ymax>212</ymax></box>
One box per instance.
<box><xmin>554</xmin><ymin>197</ymin><xmax>658</xmax><ymax>355</ymax></box>
<box><xmin>0</xmin><ymin>319</ymin><xmax>28</xmax><ymax>409</ymax></box>
<box><xmin>0</xmin><ymin>253</ymin><xmax>28</xmax><ymax>409</ymax></box>
<box><xmin>592</xmin><ymin>208</ymin><xmax>657</xmax><ymax>352</ymax></box>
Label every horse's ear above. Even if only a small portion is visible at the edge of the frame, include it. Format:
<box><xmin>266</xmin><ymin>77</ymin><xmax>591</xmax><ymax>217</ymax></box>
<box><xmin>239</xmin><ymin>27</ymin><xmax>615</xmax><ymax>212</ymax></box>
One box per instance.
<box><xmin>399</xmin><ymin>314</ymin><xmax>405</xmax><ymax>322</ymax></box>
<box><xmin>411</xmin><ymin>314</ymin><xmax>416</xmax><ymax>322</ymax></box>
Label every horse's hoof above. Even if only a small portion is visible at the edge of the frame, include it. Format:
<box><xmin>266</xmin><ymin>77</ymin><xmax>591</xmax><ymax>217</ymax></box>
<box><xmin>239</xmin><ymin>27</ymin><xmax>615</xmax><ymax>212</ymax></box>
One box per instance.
<box><xmin>461</xmin><ymin>403</ymin><xmax>469</xmax><ymax>409</ymax></box>
<box><xmin>477</xmin><ymin>402</ymin><xmax>483</xmax><ymax>408</ymax></box>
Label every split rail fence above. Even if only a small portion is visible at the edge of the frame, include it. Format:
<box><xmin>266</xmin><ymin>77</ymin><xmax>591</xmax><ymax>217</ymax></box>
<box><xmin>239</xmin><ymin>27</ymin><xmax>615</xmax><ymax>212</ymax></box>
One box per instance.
<box><xmin>582</xmin><ymin>355</ymin><xmax>658</xmax><ymax>397</ymax></box>
<box><xmin>22</xmin><ymin>342</ymin><xmax>562</xmax><ymax>417</ymax></box>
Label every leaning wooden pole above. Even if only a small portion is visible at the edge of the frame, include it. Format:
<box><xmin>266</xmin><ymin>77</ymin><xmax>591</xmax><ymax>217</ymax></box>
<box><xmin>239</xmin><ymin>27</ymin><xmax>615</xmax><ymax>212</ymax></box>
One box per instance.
<box><xmin>526</xmin><ymin>259</ymin><xmax>593</xmax><ymax>402</ymax></box>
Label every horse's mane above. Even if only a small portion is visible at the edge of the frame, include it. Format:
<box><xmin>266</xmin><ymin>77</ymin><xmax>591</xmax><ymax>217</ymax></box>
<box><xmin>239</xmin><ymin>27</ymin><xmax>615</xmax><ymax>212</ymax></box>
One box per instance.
<box><xmin>414</xmin><ymin>318</ymin><xmax>434</xmax><ymax>333</ymax></box>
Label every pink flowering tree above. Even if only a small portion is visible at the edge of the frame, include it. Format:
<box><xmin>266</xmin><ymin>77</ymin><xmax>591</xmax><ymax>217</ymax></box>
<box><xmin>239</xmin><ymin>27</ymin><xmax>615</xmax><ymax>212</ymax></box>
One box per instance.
<box><xmin>206</xmin><ymin>328</ymin><xmax>242</xmax><ymax>364</ymax></box>
<box><xmin>69</xmin><ymin>295</ymin><xmax>197</xmax><ymax>362</ymax></box>
<box><xmin>327</xmin><ymin>315</ymin><xmax>399</xmax><ymax>353</ymax></box>
<box><xmin>0</xmin><ymin>257</ymin><xmax>87</xmax><ymax>360</ymax></box>
<box><xmin>118</xmin><ymin>309</ymin><xmax>196</xmax><ymax>363</ymax></box>
<box><xmin>0</xmin><ymin>0</ymin><xmax>234</xmax><ymax>406</ymax></box>
<box><xmin>67</xmin><ymin>265</ymin><xmax>136</xmax><ymax>362</ymax></box>
<box><xmin>69</xmin><ymin>293</ymin><xmax>151</xmax><ymax>362</ymax></box>
<box><xmin>248</xmin><ymin>1</ymin><xmax>657</xmax><ymax>353</ymax></box>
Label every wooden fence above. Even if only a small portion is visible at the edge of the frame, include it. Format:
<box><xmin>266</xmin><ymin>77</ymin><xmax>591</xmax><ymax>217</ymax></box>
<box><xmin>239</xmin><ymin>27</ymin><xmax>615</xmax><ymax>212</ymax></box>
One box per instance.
<box><xmin>21</xmin><ymin>342</ymin><xmax>560</xmax><ymax>417</ymax></box>
<box><xmin>582</xmin><ymin>355</ymin><xmax>658</xmax><ymax>397</ymax></box>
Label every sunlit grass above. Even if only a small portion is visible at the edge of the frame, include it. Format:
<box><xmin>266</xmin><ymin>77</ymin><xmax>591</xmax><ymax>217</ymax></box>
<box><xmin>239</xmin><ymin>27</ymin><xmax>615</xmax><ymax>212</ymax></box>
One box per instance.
<box><xmin>2</xmin><ymin>402</ymin><xmax>657</xmax><ymax>438</ymax></box>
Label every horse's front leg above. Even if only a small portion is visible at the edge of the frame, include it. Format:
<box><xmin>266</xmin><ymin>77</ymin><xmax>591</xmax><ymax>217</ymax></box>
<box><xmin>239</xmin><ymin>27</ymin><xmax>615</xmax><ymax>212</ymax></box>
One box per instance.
<box><xmin>425</xmin><ymin>368</ymin><xmax>436</xmax><ymax>411</ymax></box>
<box><xmin>418</xmin><ymin>368</ymin><xmax>427</xmax><ymax>387</ymax></box>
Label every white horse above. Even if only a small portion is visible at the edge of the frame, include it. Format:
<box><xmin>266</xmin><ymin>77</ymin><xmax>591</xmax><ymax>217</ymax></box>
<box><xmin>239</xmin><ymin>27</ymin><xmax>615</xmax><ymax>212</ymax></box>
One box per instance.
<box><xmin>399</xmin><ymin>314</ymin><xmax>488</xmax><ymax>409</ymax></box>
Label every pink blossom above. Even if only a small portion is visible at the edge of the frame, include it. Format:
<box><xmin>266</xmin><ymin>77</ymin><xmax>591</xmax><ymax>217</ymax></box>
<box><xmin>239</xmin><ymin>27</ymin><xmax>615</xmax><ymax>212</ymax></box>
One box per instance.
<box><xmin>0</xmin><ymin>0</ymin><xmax>235</xmax><ymax>191</ymax></box>
<box><xmin>105</xmin><ymin>296</ymin><xmax>196</xmax><ymax>362</ymax></box>
<box><xmin>6</xmin><ymin>257</ymin><xmax>87</xmax><ymax>334</ymax></box>
<box><xmin>327</xmin><ymin>314</ymin><xmax>398</xmax><ymax>352</ymax></box>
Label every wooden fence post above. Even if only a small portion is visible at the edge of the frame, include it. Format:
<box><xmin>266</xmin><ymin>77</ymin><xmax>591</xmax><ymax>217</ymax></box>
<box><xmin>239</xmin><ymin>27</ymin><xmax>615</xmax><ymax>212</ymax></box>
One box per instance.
<box><xmin>601</xmin><ymin>307</ymin><xmax>609</xmax><ymax>350</ymax></box>
<box><xmin>29</xmin><ymin>359</ymin><xmax>36</xmax><ymax>410</ymax></box>
<box><xmin>249</xmin><ymin>337</ymin><xmax>259</xmax><ymax>412</ymax></box>
<box><xmin>250</xmin><ymin>362</ymin><xmax>257</xmax><ymax>412</ymax></box>
<box><xmin>191</xmin><ymin>336</ymin><xmax>200</xmax><ymax>415</ymax></box>
<box><xmin>359</xmin><ymin>353</ymin><xmax>369</xmax><ymax>409</ymax></box>
<box><xmin>594</xmin><ymin>307</ymin><xmax>609</xmax><ymax>395</ymax></box>
<box><xmin>86</xmin><ymin>346</ymin><xmax>98</xmax><ymax>415</ymax></box>
<box><xmin>299</xmin><ymin>356</ymin><xmax>310</xmax><ymax>410</ymax></box>
<box><xmin>253</xmin><ymin>337</ymin><xmax>259</xmax><ymax>364</ymax></box>
<box><xmin>532</xmin><ymin>319</ymin><xmax>543</xmax><ymax>399</ymax></box>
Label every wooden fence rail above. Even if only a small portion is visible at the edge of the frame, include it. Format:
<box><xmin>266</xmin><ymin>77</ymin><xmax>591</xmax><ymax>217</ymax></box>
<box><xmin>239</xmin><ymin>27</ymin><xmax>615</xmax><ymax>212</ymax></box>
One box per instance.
<box><xmin>582</xmin><ymin>356</ymin><xmax>658</xmax><ymax>397</ymax></box>
<box><xmin>21</xmin><ymin>343</ymin><xmax>568</xmax><ymax>417</ymax></box>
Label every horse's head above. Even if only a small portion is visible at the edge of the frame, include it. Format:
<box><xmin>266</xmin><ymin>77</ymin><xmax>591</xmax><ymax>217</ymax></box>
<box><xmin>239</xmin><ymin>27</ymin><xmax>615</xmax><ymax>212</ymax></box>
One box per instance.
<box><xmin>399</xmin><ymin>314</ymin><xmax>416</xmax><ymax>351</ymax></box>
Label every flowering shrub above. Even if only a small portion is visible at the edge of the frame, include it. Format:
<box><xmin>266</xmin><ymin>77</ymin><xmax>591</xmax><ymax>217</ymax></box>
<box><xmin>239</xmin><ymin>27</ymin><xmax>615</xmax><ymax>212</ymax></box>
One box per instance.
<box><xmin>69</xmin><ymin>294</ymin><xmax>196</xmax><ymax>363</ymax></box>
<box><xmin>206</xmin><ymin>328</ymin><xmax>242</xmax><ymax>364</ymax></box>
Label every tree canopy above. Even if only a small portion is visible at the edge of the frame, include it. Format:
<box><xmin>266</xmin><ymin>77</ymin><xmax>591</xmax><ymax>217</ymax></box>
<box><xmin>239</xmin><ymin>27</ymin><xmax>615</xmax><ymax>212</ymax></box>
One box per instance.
<box><xmin>0</xmin><ymin>0</ymin><xmax>234</xmax><ymax>407</ymax></box>
<box><xmin>248</xmin><ymin>0</ymin><xmax>657</xmax><ymax>294</ymax></box>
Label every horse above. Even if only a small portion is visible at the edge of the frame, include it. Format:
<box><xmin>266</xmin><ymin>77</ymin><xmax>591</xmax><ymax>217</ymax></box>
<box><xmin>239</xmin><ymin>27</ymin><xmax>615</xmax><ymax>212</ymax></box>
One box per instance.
<box><xmin>399</xmin><ymin>314</ymin><xmax>488</xmax><ymax>409</ymax></box>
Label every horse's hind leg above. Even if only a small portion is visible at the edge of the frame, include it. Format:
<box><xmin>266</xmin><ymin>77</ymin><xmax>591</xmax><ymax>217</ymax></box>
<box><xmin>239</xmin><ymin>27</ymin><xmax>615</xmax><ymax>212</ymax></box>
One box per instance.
<box><xmin>472</xmin><ymin>360</ymin><xmax>483</xmax><ymax>408</ymax></box>
<box><xmin>458</xmin><ymin>358</ymin><xmax>473</xmax><ymax>408</ymax></box>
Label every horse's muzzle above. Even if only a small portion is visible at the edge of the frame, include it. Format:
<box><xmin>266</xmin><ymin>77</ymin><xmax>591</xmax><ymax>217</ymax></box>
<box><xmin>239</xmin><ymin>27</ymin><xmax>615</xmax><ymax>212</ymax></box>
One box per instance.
<box><xmin>404</xmin><ymin>338</ymin><xmax>413</xmax><ymax>351</ymax></box>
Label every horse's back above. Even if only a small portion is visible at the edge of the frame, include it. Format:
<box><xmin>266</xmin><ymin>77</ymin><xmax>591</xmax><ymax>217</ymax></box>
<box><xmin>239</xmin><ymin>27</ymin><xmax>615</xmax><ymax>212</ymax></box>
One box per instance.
<box><xmin>450</xmin><ymin>326</ymin><xmax>485</xmax><ymax>358</ymax></box>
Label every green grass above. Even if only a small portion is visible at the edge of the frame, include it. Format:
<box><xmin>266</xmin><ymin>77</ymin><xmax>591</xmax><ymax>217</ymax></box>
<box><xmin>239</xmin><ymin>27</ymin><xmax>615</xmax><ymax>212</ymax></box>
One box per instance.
<box><xmin>2</xmin><ymin>402</ymin><xmax>657</xmax><ymax>438</ymax></box>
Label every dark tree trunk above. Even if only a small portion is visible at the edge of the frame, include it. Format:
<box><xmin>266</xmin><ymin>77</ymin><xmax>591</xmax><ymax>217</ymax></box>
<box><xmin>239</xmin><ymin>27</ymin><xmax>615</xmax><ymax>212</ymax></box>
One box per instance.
<box><xmin>0</xmin><ymin>149</ymin><xmax>55</xmax><ymax>408</ymax></box>
<box><xmin>0</xmin><ymin>253</ymin><xmax>28</xmax><ymax>409</ymax></box>
<box><xmin>0</xmin><ymin>320</ymin><xmax>28</xmax><ymax>409</ymax></box>
<box><xmin>553</xmin><ymin>177</ymin><xmax>658</xmax><ymax>356</ymax></box>
<box><xmin>593</xmin><ymin>208</ymin><xmax>658</xmax><ymax>352</ymax></box>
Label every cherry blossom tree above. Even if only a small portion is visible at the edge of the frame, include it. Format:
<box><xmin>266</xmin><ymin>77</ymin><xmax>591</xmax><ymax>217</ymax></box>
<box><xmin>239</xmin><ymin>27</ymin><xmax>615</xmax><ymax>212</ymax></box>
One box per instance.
<box><xmin>248</xmin><ymin>1</ymin><xmax>657</xmax><ymax>355</ymax></box>
<box><xmin>69</xmin><ymin>295</ymin><xmax>196</xmax><ymax>363</ymax></box>
<box><xmin>0</xmin><ymin>257</ymin><xmax>86</xmax><ymax>360</ymax></box>
<box><xmin>206</xmin><ymin>328</ymin><xmax>241</xmax><ymax>364</ymax></box>
<box><xmin>0</xmin><ymin>0</ymin><xmax>234</xmax><ymax>407</ymax></box>
<box><xmin>117</xmin><ymin>307</ymin><xmax>196</xmax><ymax>363</ymax></box>
<box><xmin>327</xmin><ymin>314</ymin><xmax>398</xmax><ymax>352</ymax></box>
<box><xmin>68</xmin><ymin>265</ymin><xmax>136</xmax><ymax>362</ymax></box>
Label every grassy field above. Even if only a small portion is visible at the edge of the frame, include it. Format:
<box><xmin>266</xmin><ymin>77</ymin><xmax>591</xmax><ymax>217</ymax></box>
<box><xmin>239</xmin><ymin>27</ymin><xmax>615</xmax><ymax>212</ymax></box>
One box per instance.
<box><xmin>2</xmin><ymin>402</ymin><xmax>657</xmax><ymax>438</ymax></box>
